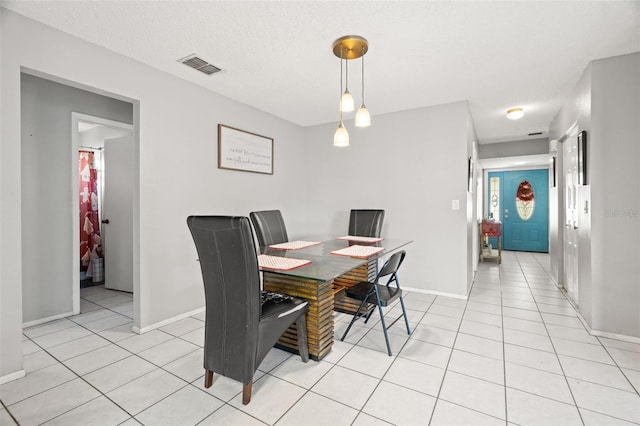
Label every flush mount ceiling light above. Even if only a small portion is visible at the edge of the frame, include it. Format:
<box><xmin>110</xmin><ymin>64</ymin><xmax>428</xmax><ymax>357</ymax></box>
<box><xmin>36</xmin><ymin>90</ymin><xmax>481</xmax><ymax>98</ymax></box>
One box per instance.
<box><xmin>332</xmin><ymin>35</ymin><xmax>370</xmax><ymax>147</ymax></box>
<box><xmin>506</xmin><ymin>107</ymin><xmax>525</xmax><ymax>120</ymax></box>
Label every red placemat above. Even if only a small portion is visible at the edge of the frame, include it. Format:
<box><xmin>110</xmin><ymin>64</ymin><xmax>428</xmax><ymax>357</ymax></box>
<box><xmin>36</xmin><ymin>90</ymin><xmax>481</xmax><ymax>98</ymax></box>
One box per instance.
<box><xmin>258</xmin><ymin>255</ymin><xmax>311</xmax><ymax>271</ymax></box>
<box><xmin>268</xmin><ymin>240</ymin><xmax>321</xmax><ymax>250</ymax></box>
<box><xmin>337</xmin><ymin>235</ymin><xmax>383</xmax><ymax>243</ymax></box>
<box><xmin>330</xmin><ymin>245</ymin><xmax>385</xmax><ymax>259</ymax></box>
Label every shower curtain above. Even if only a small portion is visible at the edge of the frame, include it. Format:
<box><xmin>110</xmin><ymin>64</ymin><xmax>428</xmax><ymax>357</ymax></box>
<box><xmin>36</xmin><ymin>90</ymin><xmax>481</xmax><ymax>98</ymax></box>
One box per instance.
<box><xmin>79</xmin><ymin>151</ymin><xmax>101</xmax><ymax>273</ymax></box>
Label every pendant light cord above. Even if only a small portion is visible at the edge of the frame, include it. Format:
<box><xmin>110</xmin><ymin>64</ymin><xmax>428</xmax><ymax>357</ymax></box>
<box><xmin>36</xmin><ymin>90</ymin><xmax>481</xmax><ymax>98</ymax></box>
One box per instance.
<box><xmin>361</xmin><ymin>53</ymin><xmax>365</xmax><ymax>104</ymax></box>
<box><xmin>345</xmin><ymin>52</ymin><xmax>349</xmax><ymax>92</ymax></box>
<box><xmin>340</xmin><ymin>46</ymin><xmax>345</xmax><ymax>121</ymax></box>
<box><xmin>340</xmin><ymin>56</ymin><xmax>344</xmax><ymax>121</ymax></box>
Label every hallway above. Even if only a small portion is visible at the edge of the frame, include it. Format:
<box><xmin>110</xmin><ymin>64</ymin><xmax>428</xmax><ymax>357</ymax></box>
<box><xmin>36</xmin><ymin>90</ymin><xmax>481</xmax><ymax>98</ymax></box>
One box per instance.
<box><xmin>1</xmin><ymin>252</ymin><xmax>639</xmax><ymax>425</ymax></box>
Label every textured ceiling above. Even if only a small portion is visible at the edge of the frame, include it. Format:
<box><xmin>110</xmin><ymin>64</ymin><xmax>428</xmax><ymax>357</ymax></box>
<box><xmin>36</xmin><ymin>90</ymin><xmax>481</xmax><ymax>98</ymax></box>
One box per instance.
<box><xmin>3</xmin><ymin>1</ymin><xmax>639</xmax><ymax>143</ymax></box>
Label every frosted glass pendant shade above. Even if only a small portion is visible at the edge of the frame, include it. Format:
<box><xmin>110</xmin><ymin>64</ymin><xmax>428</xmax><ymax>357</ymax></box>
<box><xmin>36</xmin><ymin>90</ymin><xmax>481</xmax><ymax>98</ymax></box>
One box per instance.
<box><xmin>355</xmin><ymin>105</ymin><xmax>371</xmax><ymax>127</ymax></box>
<box><xmin>340</xmin><ymin>90</ymin><xmax>355</xmax><ymax>112</ymax></box>
<box><xmin>333</xmin><ymin>122</ymin><xmax>349</xmax><ymax>147</ymax></box>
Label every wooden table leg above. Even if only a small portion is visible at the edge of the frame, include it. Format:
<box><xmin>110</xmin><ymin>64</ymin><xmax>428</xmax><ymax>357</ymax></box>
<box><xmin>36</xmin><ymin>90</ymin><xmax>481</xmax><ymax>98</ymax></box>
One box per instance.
<box><xmin>263</xmin><ymin>272</ymin><xmax>334</xmax><ymax>361</ymax></box>
<box><xmin>333</xmin><ymin>260</ymin><xmax>377</xmax><ymax>314</ymax></box>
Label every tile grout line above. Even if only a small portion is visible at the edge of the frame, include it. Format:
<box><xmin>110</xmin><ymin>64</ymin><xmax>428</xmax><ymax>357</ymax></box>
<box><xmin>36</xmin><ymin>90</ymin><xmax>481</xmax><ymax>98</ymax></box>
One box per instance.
<box><xmin>8</xmin><ymin>264</ymin><xmax>638</xmax><ymax>425</ymax></box>
<box><xmin>518</xmin><ymin>252</ymin><xmax>586</xmax><ymax>426</ymax></box>
<box><xmin>426</xmin><ymin>270</ymin><xmax>507</xmax><ymax>424</ymax></box>
<box><xmin>595</xmin><ymin>336</ymin><xmax>640</xmax><ymax>397</ymax></box>
<box><xmin>500</xmin><ymin>253</ymin><xmax>517</xmax><ymax>424</ymax></box>
<box><xmin>72</xmin><ymin>292</ymin><xmax>269</xmax><ymax>424</ymax></box>
<box><xmin>14</xmin><ymin>292</ymin><xmax>205</xmax><ymax>424</ymax></box>
<box><xmin>0</xmin><ymin>399</ymin><xmax>20</xmax><ymax>425</ymax></box>
<box><xmin>349</xmin><ymin>293</ymin><xmax>435</xmax><ymax>425</ymax></box>
<box><xmin>427</xmin><ymin>281</ymin><xmax>477</xmax><ymax>425</ymax></box>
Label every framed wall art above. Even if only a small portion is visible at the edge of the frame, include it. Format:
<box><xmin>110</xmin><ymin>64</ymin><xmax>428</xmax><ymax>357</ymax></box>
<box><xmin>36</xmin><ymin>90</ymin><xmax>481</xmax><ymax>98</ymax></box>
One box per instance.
<box><xmin>218</xmin><ymin>124</ymin><xmax>273</xmax><ymax>174</ymax></box>
<box><xmin>467</xmin><ymin>156</ymin><xmax>474</xmax><ymax>192</ymax></box>
<box><xmin>577</xmin><ymin>130</ymin><xmax>587</xmax><ymax>185</ymax></box>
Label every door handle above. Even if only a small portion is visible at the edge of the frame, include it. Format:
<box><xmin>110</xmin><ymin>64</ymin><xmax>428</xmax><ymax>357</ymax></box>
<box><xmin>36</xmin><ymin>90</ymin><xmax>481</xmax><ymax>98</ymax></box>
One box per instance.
<box><xmin>101</xmin><ymin>219</ymin><xmax>110</xmax><ymax>224</ymax></box>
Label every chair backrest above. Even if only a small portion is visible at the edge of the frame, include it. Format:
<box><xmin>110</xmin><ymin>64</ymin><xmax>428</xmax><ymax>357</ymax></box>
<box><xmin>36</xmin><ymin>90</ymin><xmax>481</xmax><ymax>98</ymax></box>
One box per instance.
<box><xmin>250</xmin><ymin>210</ymin><xmax>289</xmax><ymax>246</ymax></box>
<box><xmin>348</xmin><ymin>209</ymin><xmax>385</xmax><ymax>238</ymax></box>
<box><xmin>377</xmin><ymin>250</ymin><xmax>406</xmax><ymax>283</ymax></box>
<box><xmin>186</xmin><ymin>215</ymin><xmax>260</xmax><ymax>380</ymax></box>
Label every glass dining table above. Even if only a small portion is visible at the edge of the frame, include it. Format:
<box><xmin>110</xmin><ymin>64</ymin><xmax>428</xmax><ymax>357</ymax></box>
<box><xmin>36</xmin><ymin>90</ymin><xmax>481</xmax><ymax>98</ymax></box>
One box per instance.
<box><xmin>258</xmin><ymin>237</ymin><xmax>412</xmax><ymax>361</ymax></box>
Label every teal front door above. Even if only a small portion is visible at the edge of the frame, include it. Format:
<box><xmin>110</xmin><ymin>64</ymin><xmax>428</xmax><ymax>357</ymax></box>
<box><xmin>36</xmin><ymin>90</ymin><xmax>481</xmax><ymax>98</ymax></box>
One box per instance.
<box><xmin>487</xmin><ymin>169</ymin><xmax>549</xmax><ymax>252</ymax></box>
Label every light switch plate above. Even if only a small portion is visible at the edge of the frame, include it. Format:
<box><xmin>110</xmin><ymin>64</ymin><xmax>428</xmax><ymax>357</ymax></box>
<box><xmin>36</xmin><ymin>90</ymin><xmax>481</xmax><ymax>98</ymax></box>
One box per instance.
<box><xmin>452</xmin><ymin>200</ymin><xmax>460</xmax><ymax>210</ymax></box>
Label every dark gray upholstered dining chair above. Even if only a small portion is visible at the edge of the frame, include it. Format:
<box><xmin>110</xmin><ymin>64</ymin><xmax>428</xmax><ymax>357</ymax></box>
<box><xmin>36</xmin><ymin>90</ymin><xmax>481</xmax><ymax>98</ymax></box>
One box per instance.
<box><xmin>187</xmin><ymin>215</ymin><xmax>309</xmax><ymax>405</ymax></box>
<box><xmin>340</xmin><ymin>250</ymin><xmax>410</xmax><ymax>356</ymax></box>
<box><xmin>348</xmin><ymin>209</ymin><xmax>385</xmax><ymax>238</ymax></box>
<box><xmin>249</xmin><ymin>210</ymin><xmax>289</xmax><ymax>247</ymax></box>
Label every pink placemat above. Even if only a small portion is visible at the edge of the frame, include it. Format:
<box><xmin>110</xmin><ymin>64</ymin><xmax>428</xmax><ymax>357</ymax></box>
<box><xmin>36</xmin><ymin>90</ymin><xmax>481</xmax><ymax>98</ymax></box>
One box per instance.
<box><xmin>330</xmin><ymin>245</ymin><xmax>385</xmax><ymax>259</ymax></box>
<box><xmin>337</xmin><ymin>235</ymin><xmax>383</xmax><ymax>243</ymax></box>
<box><xmin>258</xmin><ymin>255</ymin><xmax>311</xmax><ymax>271</ymax></box>
<box><xmin>268</xmin><ymin>240</ymin><xmax>321</xmax><ymax>250</ymax></box>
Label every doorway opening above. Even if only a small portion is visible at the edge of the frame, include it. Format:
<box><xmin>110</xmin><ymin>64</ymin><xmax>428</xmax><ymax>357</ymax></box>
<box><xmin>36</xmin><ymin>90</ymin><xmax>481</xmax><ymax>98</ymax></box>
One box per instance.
<box><xmin>72</xmin><ymin>113</ymin><xmax>134</xmax><ymax>315</ymax></box>
<box><xmin>484</xmin><ymin>168</ymin><xmax>550</xmax><ymax>253</ymax></box>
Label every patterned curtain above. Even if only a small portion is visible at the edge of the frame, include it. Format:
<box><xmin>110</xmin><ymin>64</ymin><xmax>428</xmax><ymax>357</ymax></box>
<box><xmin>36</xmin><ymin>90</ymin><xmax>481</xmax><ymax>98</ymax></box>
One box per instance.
<box><xmin>79</xmin><ymin>151</ymin><xmax>101</xmax><ymax>272</ymax></box>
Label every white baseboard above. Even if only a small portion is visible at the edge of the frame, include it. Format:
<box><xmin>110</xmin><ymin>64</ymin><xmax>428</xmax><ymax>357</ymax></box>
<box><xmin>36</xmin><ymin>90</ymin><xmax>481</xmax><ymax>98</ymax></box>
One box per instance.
<box><xmin>1</xmin><ymin>369</ymin><xmax>26</xmax><ymax>385</ymax></box>
<box><xmin>133</xmin><ymin>306</ymin><xmax>205</xmax><ymax>334</ymax></box>
<box><xmin>587</xmin><ymin>327</ymin><xmax>640</xmax><ymax>344</ymax></box>
<box><xmin>23</xmin><ymin>311</ymin><xmax>74</xmax><ymax>329</ymax></box>
<box><xmin>403</xmin><ymin>286</ymin><xmax>467</xmax><ymax>300</ymax></box>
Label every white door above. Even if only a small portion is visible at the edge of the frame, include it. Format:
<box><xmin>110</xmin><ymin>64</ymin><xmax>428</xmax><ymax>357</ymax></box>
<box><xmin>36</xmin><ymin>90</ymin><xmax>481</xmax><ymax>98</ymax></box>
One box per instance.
<box><xmin>103</xmin><ymin>135</ymin><xmax>134</xmax><ymax>292</ymax></box>
<box><xmin>563</xmin><ymin>135</ymin><xmax>579</xmax><ymax>305</ymax></box>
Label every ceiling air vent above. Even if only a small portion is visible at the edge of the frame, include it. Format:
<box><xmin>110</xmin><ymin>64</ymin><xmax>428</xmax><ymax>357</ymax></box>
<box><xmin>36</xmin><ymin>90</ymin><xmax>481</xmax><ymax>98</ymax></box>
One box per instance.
<box><xmin>528</xmin><ymin>132</ymin><xmax>543</xmax><ymax>136</ymax></box>
<box><xmin>179</xmin><ymin>54</ymin><xmax>221</xmax><ymax>75</ymax></box>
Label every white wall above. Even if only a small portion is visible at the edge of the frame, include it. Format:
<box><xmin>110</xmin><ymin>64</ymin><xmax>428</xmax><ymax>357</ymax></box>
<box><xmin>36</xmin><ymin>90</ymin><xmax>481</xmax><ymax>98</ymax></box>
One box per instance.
<box><xmin>1</xmin><ymin>6</ymin><xmax>27</xmax><ymax>380</ymax></box>
<box><xmin>549</xmin><ymin>65</ymin><xmax>592</xmax><ymax>304</ymax></box>
<box><xmin>478</xmin><ymin>138</ymin><xmax>549</xmax><ymax>159</ymax></box>
<box><xmin>304</xmin><ymin>102</ymin><xmax>477</xmax><ymax>296</ymax></box>
<box><xmin>79</xmin><ymin>125</ymin><xmax>132</xmax><ymax>148</ymax></box>
<box><xmin>1</xmin><ymin>9</ymin><xmax>480</xmax><ymax>380</ymax></box>
<box><xmin>20</xmin><ymin>73</ymin><xmax>134</xmax><ymax>323</ymax></box>
<box><xmin>1</xmin><ymin>9</ymin><xmax>307</xmax><ymax>378</ymax></box>
<box><xmin>550</xmin><ymin>52</ymin><xmax>640</xmax><ymax>339</ymax></box>
<box><xmin>590</xmin><ymin>53</ymin><xmax>640</xmax><ymax>338</ymax></box>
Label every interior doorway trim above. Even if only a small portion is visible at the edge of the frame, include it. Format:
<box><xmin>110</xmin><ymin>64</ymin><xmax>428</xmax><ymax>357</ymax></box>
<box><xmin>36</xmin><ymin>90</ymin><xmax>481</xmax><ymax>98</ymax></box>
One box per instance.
<box><xmin>71</xmin><ymin>113</ymin><xmax>134</xmax><ymax>317</ymax></box>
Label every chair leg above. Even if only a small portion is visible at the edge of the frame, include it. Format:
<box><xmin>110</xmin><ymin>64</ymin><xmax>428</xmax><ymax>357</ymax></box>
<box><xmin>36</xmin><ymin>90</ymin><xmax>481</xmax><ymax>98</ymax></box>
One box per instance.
<box><xmin>296</xmin><ymin>314</ymin><xmax>309</xmax><ymax>363</ymax></box>
<box><xmin>340</xmin><ymin>296</ymin><xmax>368</xmax><ymax>341</ymax></box>
<box><xmin>204</xmin><ymin>370</ymin><xmax>213</xmax><ymax>388</ymax></box>
<box><xmin>377</xmin><ymin>303</ymin><xmax>393</xmax><ymax>356</ymax></box>
<box><xmin>398</xmin><ymin>296</ymin><xmax>412</xmax><ymax>335</ymax></box>
<box><xmin>363</xmin><ymin>305</ymin><xmax>376</xmax><ymax>324</ymax></box>
<box><xmin>242</xmin><ymin>381</ymin><xmax>253</xmax><ymax>405</ymax></box>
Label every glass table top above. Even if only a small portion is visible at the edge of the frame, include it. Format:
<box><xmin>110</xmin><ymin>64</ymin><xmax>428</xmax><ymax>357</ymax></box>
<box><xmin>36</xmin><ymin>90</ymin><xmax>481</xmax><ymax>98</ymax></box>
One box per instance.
<box><xmin>258</xmin><ymin>237</ymin><xmax>412</xmax><ymax>282</ymax></box>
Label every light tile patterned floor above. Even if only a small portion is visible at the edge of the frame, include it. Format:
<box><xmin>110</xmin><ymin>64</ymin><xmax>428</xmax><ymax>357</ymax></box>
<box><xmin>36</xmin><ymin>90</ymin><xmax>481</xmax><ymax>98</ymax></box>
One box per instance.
<box><xmin>1</xmin><ymin>252</ymin><xmax>639</xmax><ymax>425</ymax></box>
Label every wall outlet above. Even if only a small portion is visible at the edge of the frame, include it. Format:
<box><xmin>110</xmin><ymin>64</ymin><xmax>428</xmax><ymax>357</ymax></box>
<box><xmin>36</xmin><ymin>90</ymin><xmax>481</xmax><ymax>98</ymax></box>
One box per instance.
<box><xmin>451</xmin><ymin>200</ymin><xmax>460</xmax><ymax>210</ymax></box>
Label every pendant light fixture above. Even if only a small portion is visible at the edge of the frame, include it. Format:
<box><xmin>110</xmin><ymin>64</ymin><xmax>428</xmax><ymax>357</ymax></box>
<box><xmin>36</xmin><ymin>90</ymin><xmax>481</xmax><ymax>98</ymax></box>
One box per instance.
<box><xmin>333</xmin><ymin>57</ymin><xmax>349</xmax><ymax>147</ymax></box>
<box><xmin>355</xmin><ymin>50</ymin><xmax>371</xmax><ymax>127</ymax></box>
<box><xmin>340</xmin><ymin>56</ymin><xmax>354</xmax><ymax>112</ymax></box>
<box><xmin>332</xmin><ymin>35</ymin><xmax>369</xmax><ymax>146</ymax></box>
